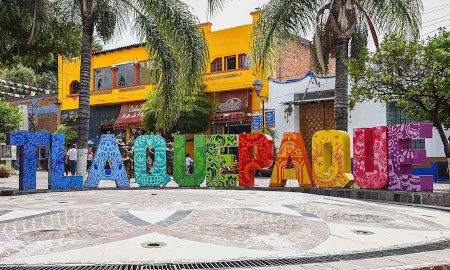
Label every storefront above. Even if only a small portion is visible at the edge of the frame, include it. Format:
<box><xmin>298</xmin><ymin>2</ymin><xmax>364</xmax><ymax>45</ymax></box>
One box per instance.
<box><xmin>211</xmin><ymin>90</ymin><xmax>252</xmax><ymax>134</ymax></box>
<box><xmin>113</xmin><ymin>101</ymin><xmax>145</xmax><ymax>144</ymax></box>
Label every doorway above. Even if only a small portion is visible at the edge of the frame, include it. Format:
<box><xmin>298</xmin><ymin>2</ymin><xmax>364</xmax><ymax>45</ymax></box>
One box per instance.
<box><xmin>299</xmin><ymin>101</ymin><xmax>335</xmax><ymax>159</ymax></box>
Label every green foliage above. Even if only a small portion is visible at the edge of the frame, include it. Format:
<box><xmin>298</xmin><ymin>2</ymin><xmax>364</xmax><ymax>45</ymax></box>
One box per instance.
<box><xmin>56</xmin><ymin>124</ymin><xmax>78</xmax><ymax>144</ymax></box>
<box><xmin>348</xmin><ymin>29</ymin><xmax>450</xmax><ymax>156</ymax></box>
<box><xmin>0</xmin><ymin>163</ymin><xmax>13</xmax><ymax>172</ymax></box>
<box><xmin>142</xmin><ymin>91</ymin><xmax>212</xmax><ymax>134</ymax></box>
<box><xmin>36</xmin><ymin>71</ymin><xmax>57</xmax><ymax>91</ymax></box>
<box><xmin>0</xmin><ymin>64</ymin><xmax>57</xmax><ymax>91</ymax></box>
<box><xmin>0</xmin><ymin>64</ymin><xmax>37</xmax><ymax>85</ymax></box>
<box><xmin>93</xmin><ymin>1</ymin><xmax>117</xmax><ymax>43</ymax></box>
<box><xmin>0</xmin><ymin>0</ymin><xmax>82</xmax><ymax>67</ymax></box>
<box><xmin>0</xmin><ymin>101</ymin><xmax>23</xmax><ymax>142</ymax></box>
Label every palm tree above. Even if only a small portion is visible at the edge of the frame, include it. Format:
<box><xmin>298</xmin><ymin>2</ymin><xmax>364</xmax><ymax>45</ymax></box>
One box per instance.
<box><xmin>71</xmin><ymin>0</ymin><xmax>208</xmax><ymax>178</ymax></box>
<box><xmin>209</xmin><ymin>0</ymin><xmax>422</xmax><ymax>131</ymax></box>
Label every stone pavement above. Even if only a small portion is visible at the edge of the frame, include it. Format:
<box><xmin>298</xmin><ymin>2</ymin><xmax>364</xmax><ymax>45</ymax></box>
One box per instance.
<box><xmin>1</xmin><ymin>171</ymin><xmax>449</xmax><ymax>191</ymax></box>
<box><xmin>0</xmin><ymin>174</ymin><xmax>449</xmax><ymax>269</ymax></box>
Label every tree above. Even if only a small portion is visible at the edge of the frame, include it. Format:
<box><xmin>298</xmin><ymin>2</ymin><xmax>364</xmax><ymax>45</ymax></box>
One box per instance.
<box><xmin>56</xmin><ymin>124</ymin><xmax>78</xmax><ymax>145</ymax></box>
<box><xmin>0</xmin><ymin>64</ymin><xmax>57</xmax><ymax>92</ymax></box>
<box><xmin>142</xmin><ymin>91</ymin><xmax>212</xmax><ymax>134</ymax></box>
<box><xmin>0</xmin><ymin>101</ymin><xmax>23</xmax><ymax>142</ymax></box>
<box><xmin>208</xmin><ymin>0</ymin><xmax>422</xmax><ymax>131</ymax></box>
<box><xmin>0</xmin><ymin>0</ymin><xmax>82</xmax><ymax>67</ymax></box>
<box><xmin>67</xmin><ymin>0</ymin><xmax>208</xmax><ymax>178</ymax></box>
<box><xmin>348</xmin><ymin>30</ymin><xmax>450</xmax><ymax>160</ymax></box>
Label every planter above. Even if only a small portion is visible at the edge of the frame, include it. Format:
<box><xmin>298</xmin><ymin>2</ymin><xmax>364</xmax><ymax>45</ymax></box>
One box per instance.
<box><xmin>0</xmin><ymin>169</ymin><xmax>11</xmax><ymax>178</ymax></box>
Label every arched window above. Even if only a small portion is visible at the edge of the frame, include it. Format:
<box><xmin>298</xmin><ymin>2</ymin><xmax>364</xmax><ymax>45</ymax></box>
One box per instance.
<box><xmin>210</xmin><ymin>57</ymin><xmax>222</xmax><ymax>73</ymax></box>
<box><xmin>69</xmin><ymin>80</ymin><xmax>80</xmax><ymax>95</ymax></box>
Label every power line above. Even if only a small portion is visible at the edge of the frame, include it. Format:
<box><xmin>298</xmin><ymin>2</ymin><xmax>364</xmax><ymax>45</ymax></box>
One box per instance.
<box><xmin>422</xmin><ymin>14</ymin><xmax>450</xmax><ymax>26</ymax></box>
<box><xmin>422</xmin><ymin>18</ymin><xmax>450</xmax><ymax>29</ymax></box>
<box><xmin>423</xmin><ymin>25</ymin><xmax>450</xmax><ymax>36</ymax></box>
<box><xmin>423</xmin><ymin>3</ymin><xmax>450</xmax><ymax>14</ymax></box>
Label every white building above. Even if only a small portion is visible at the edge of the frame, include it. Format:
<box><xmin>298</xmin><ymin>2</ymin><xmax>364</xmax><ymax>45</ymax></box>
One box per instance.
<box><xmin>267</xmin><ymin>71</ymin><xmax>449</xmax><ymax>162</ymax></box>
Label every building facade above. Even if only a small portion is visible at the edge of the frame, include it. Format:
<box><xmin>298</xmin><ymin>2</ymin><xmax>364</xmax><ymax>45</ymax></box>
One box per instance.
<box><xmin>58</xmin><ymin>12</ymin><xmax>268</xmax><ymax>143</ymax></box>
<box><xmin>267</xmin><ymin>73</ymin><xmax>450</xmax><ymax>167</ymax></box>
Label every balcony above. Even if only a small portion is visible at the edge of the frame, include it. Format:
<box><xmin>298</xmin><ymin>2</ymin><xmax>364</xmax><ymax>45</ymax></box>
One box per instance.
<box><xmin>204</xmin><ymin>68</ymin><xmax>256</xmax><ymax>92</ymax></box>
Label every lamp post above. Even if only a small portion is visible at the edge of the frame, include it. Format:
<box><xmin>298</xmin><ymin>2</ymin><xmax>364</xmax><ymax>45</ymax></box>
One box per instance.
<box><xmin>253</xmin><ymin>79</ymin><xmax>266</xmax><ymax>133</ymax></box>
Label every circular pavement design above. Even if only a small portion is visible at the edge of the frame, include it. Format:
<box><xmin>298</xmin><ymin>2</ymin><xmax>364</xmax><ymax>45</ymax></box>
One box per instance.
<box><xmin>0</xmin><ymin>189</ymin><xmax>449</xmax><ymax>266</ymax></box>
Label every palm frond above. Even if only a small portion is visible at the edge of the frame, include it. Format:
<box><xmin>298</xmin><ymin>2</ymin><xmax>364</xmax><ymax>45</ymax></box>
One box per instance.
<box><xmin>126</xmin><ymin>0</ymin><xmax>208</xmax><ymax>132</ymax></box>
<box><xmin>359</xmin><ymin>0</ymin><xmax>422</xmax><ymax>38</ymax></box>
<box><xmin>133</xmin><ymin>13</ymin><xmax>181</xmax><ymax>131</ymax></box>
<box><xmin>206</xmin><ymin>0</ymin><xmax>230</xmax><ymax>16</ymax></box>
<box><xmin>251</xmin><ymin>0</ymin><xmax>319</xmax><ymax>76</ymax></box>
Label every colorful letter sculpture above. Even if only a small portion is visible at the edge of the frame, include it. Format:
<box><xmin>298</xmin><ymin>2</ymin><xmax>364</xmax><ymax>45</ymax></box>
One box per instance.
<box><xmin>134</xmin><ymin>135</ymin><xmax>170</xmax><ymax>187</ymax></box>
<box><xmin>7</xmin><ymin>132</ymin><xmax>50</xmax><ymax>190</ymax></box>
<box><xmin>312</xmin><ymin>130</ymin><xmax>354</xmax><ymax>187</ymax></box>
<box><xmin>270</xmin><ymin>132</ymin><xmax>313</xmax><ymax>187</ymax></box>
<box><xmin>353</xmin><ymin>126</ymin><xmax>388</xmax><ymax>189</ymax></box>
<box><xmin>239</xmin><ymin>134</ymin><xmax>274</xmax><ymax>186</ymax></box>
<box><xmin>49</xmin><ymin>134</ymin><xmax>83</xmax><ymax>189</ymax></box>
<box><xmin>205</xmin><ymin>135</ymin><xmax>239</xmax><ymax>187</ymax></box>
<box><xmin>86</xmin><ymin>134</ymin><xmax>129</xmax><ymax>188</ymax></box>
<box><xmin>173</xmin><ymin>135</ymin><xmax>206</xmax><ymax>187</ymax></box>
<box><xmin>388</xmin><ymin>123</ymin><xmax>433</xmax><ymax>191</ymax></box>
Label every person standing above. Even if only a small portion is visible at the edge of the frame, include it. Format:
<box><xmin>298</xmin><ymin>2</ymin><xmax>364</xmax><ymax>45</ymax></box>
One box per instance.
<box><xmin>87</xmin><ymin>147</ymin><xmax>94</xmax><ymax>170</ymax></box>
<box><xmin>64</xmin><ymin>147</ymin><xmax>70</xmax><ymax>176</ymax></box>
<box><xmin>185</xmin><ymin>153</ymin><xmax>194</xmax><ymax>174</ymax></box>
<box><xmin>67</xmin><ymin>144</ymin><xmax>78</xmax><ymax>175</ymax></box>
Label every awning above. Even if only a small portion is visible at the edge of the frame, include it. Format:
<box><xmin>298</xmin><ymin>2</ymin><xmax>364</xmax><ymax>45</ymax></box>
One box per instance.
<box><xmin>114</xmin><ymin>102</ymin><xmax>144</xmax><ymax>130</ymax></box>
<box><xmin>212</xmin><ymin>111</ymin><xmax>252</xmax><ymax>124</ymax></box>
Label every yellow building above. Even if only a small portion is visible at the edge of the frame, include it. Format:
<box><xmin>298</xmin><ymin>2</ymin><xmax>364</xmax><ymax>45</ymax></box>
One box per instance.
<box><xmin>58</xmin><ymin>11</ymin><xmax>268</xmax><ymax>141</ymax></box>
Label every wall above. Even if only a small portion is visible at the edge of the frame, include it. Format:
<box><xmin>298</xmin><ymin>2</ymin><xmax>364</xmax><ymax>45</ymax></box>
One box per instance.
<box><xmin>11</xmin><ymin>95</ymin><xmax>59</xmax><ymax>133</ymax></box>
<box><xmin>273</xmin><ymin>38</ymin><xmax>336</xmax><ymax>82</ymax></box>
<box><xmin>268</xmin><ymin>74</ymin><xmax>449</xmax><ymax>159</ymax></box>
<box><xmin>267</xmin><ymin>73</ymin><xmax>336</xmax><ymax>148</ymax></box>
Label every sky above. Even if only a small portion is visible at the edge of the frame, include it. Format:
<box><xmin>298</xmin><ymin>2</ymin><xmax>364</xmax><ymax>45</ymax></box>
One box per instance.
<box><xmin>104</xmin><ymin>0</ymin><xmax>450</xmax><ymax>50</ymax></box>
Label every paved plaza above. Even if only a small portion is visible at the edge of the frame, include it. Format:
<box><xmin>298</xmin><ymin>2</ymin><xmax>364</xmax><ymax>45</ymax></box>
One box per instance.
<box><xmin>0</xmin><ymin>173</ymin><xmax>449</xmax><ymax>269</ymax></box>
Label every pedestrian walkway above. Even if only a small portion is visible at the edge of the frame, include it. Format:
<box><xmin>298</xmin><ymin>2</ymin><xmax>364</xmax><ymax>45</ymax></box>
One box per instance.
<box><xmin>0</xmin><ymin>185</ymin><xmax>449</xmax><ymax>268</ymax></box>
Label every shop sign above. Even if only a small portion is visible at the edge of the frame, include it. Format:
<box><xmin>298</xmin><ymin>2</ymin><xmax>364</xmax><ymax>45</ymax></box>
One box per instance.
<box><xmin>120</xmin><ymin>105</ymin><xmax>142</xmax><ymax>120</ymax></box>
<box><xmin>252</xmin><ymin>114</ymin><xmax>262</xmax><ymax>130</ymax></box>
<box><xmin>265</xmin><ymin>111</ymin><xmax>275</xmax><ymax>128</ymax></box>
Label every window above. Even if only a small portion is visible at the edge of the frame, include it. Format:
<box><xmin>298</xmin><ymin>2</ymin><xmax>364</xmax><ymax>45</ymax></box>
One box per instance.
<box><xmin>386</xmin><ymin>102</ymin><xmax>425</xmax><ymax>149</ymax></box>
<box><xmin>116</xmin><ymin>63</ymin><xmax>135</xmax><ymax>87</ymax></box>
<box><xmin>210</xmin><ymin>57</ymin><xmax>222</xmax><ymax>72</ymax></box>
<box><xmin>94</xmin><ymin>67</ymin><xmax>112</xmax><ymax>90</ymax></box>
<box><xmin>238</xmin><ymin>54</ymin><xmax>250</xmax><ymax>69</ymax></box>
<box><xmin>69</xmin><ymin>80</ymin><xmax>79</xmax><ymax>95</ymax></box>
<box><xmin>140</xmin><ymin>60</ymin><xmax>159</xmax><ymax>85</ymax></box>
<box><xmin>225</xmin><ymin>55</ymin><xmax>237</xmax><ymax>70</ymax></box>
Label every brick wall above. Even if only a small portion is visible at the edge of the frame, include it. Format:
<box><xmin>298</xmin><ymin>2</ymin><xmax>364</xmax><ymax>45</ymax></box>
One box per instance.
<box><xmin>274</xmin><ymin>37</ymin><xmax>336</xmax><ymax>82</ymax></box>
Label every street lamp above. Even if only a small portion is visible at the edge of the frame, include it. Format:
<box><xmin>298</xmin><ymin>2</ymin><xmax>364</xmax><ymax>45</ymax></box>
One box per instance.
<box><xmin>253</xmin><ymin>79</ymin><xmax>266</xmax><ymax>132</ymax></box>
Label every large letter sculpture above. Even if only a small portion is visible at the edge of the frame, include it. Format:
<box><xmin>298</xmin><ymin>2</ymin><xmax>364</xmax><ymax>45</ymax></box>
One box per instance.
<box><xmin>49</xmin><ymin>134</ymin><xmax>83</xmax><ymax>189</ymax></box>
<box><xmin>388</xmin><ymin>123</ymin><xmax>433</xmax><ymax>191</ymax></box>
<box><xmin>206</xmin><ymin>135</ymin><xmax>239</xmax><ymax>187</ymax></box>
<box><xmin>7</xmin><ymin>132</ymin><xmax>50</xmax><ymax>190</ymax></box>
<box><xmin>86</xmin><ymin>134</ymin><xmax>129</xmax><ymax>188</ymax></box>
<box><xmin>312</xmin><ymin>130</ymin><xmax>353</xmax><ymax>187</ymax></box>
<box><xmin>134</xmin><ymin>135</ymin><xmax>170</xmax><ymax>187</ymax></box>
<box><xmin>239</xmin><ymin>134</ymin><xmax>274</xmax><ymax>186</ymax></box>
<box><xmin>173</xmin><ymin>135</ymin><xmax>206</xmax><ymax>187</ymax></box>
<box><xmin>270</xmin><ymin>132</ymin><xmax>313</xmax><ymax>187</ymax></box>
<box><xmin>353</xmin><ymin>126</ymin><xmax>388</xmax><ymax>189</ymax></box>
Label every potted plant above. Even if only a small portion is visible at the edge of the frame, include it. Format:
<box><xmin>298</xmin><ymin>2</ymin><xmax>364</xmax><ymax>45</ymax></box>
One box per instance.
<box><xmin>0</xmin><ymin>164</ymin><xmax>12</xmax><ymax>178</ymax></box>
